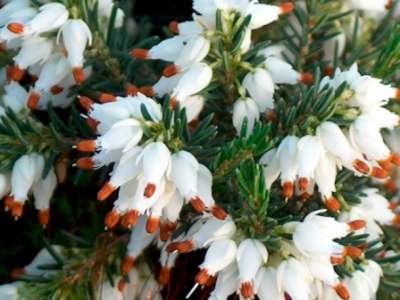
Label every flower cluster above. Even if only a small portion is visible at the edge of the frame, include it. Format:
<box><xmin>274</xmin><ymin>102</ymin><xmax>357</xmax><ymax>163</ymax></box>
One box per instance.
<box><xmin>261</xmin><ymin>64</ymin><xmax>400</xmax><ymax>212</ymax></box>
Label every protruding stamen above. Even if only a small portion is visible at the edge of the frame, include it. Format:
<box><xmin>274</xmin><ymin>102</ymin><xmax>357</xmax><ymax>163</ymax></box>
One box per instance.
<box><xmin>121</xmin><ymin>210</ymin><xmax>139</xmax><ymax>229</ymax></box>
<box><xmin>343</xmin><ymin>246</ymin><xmax>363</xmax><ymax>259</ymax></box>
<box><xmin>86</xmin><ymin>118</ymin><xmax>98</xmax><ymax>132</ymax></box>
<box><xmin>280</xmin><ymin>2</ymin><xmax>295</xmax><ymax>14</ymax></box>
<box><xmin>131</xmin><ymin>48</ymin><xmax>149</xmax><ymax>59</ymax></box>
<box><xmin>75</xmin><ymin>140</ymin><xmax>97</xmax><ymax>152</ymax></box>
<box><xmin>389</xmin><ymin>201</ymin><xmax>398</xmax><ymax>211</ymax></box>
<box><xmin>117</xmin><ymin>279</ymin><xmax>126</xmax><ymax>292</ymax></box>
<box><xmin>169</xmin><ymin>21</ymin><xmax>179</xmax><ymax>34</ymax></box>
<box><xmin>97</xmin><ymin>181</ymin><xmax>116</xmax><ymax>201</ymax></box>
<box><xmin>76</xmin><ymin>157</ymin><xmax>94</xmax><ymax>170</ymax></box>
<box><xmin>158</xmin><ymin>266</ymin><xmax>172</xmax><ymax>285</ymax></box>
<box><xmin>50</xmin><ymin>85</ymin><xmax>64</xmax><ymax>95</ymax></box>
<box><xmin>7</xmin><ymin>23</ymin><xmax>24</xmax><ymax>34</ymax></box>
<box><xmin>378</xmin><ymin>157</ymin><xmax>392</xmax><ymax>171</ymax></box>
<box><xmin>104</xmin><ymin>209</ymin><xmax>120</xmax><ymax>229</ymax></box>
<box><xmin>211</xmin><ymin>205</ymin><xmax>227</xmax><ymax>220</ymax></box>
<box><xmin>299</xmin><ymin>72</ymin><xmax>313</xmax><ymax>85</ymax></box>
<box><xmin>395</xmin><ymin>88</ymin><xmax>400</xmax><ymax>100</ymax></box>
<box><xmin>330</xmin><ymin>256</ymin><xmax>345</xmax><ymax>265</ymax></box>
<box><xmin>282</xmin><ymin>181</ymin><xmax>294</xmax><ymax>199</ymax></box>
<box><xmin>38</xmin><ymin>209</ymin><xmax>50</xmax><ymax>228</ymax></box>
<box><xmin>78</xmin><ymin>96</ymin><xmax>94</xmax><ymax>111</ymax></box>
<box><xmin>121</xmin><ymin>256</ymin><xmax>135</xmax><ymax>274</ymax></box>
<box><xmin>190</xmin><ymin>197</ymin><xmax>206</xmax><ymax>213</ymax></box>
<box><xmin>390</xmin><ymin>153</ymin><xmax>400</xmax><ymax>166</ymax></box>
<box><xmin>72</xmin><ymin>67</ymin><xmax>85</xmax><ymax>85</ymax></box>
<box><xmin>126</xmin><ymin>84</ymin><xmax>138</xmax><ymax>96</ymax></box>
<box><xmin>334</xmin><ymin>283</ymin><xmax>350</xmax><ymax>300</ymax></box>
<box><xmin>166</xmin><ymin>241</ymin><xmax>180</xmax><ymax>253</ymax></box>
<box><xmin>144</xmin><ymin>183</ymin><xmax>156</xmax><ymax>198</ymax></box>
<box><xmin>138</xmin><ymin>86</ymin><xmax>155</xmax><ymax>97</ymax></box>
<box><xmin>6</xmin><ymin>65</ymin><xmax>25</xmax><ymax>81</ymax></box>
<box><xmin>4</xmin><ymin>195</ymin><xmax>14</xmax><ymax>212</ymax></box>
<box><xmin>27</xmin><ymin>91</ymin><xmax>41</xmax><ymax>110</ymax></box>
<box><xmin>371</xmin><ymin>166</ymin><xmax>388</xmax><ymax>179</ymax></box>
<box><xmin>146</xmin><ymin>216</ymin><xmax>160</xmax><ymax>233</ymax></box>
<box><xmin>298</xmin><ymin>177</ymin><xmax>309</xmax><ymax>192</ymax></box>
<box><xmin>169</xmin><ymin>97</ymin><xmax>178</xmax><ymax>110</ymax></box>
<box><xmin>11</xmin><ymin>201</ymin><xmax>24</xmax><ymax>220</ymax></box>
<box><xmin>324</xmin><ymin>65</ymin><xmax>334</xmax><ymax>77</ymax></box>
<box><xmin>167</xmin><ymin>240</ymin><xmax>194</xmax><ymax>253</ymax></box>
<box><xmin>163</xmin><ymin>64</ymin><xmax>180</xmax><ymax>77</ymax></box>
<box><xmin>353</xmin><ymin>159</ymin><xmax>370</xmax><ymax>174</ymax></box>
<box><xmin>325</xmin><ymin>197</ymin><xmax>340</xmax><ymax>213</ymax></box>
<box><xmin>98</xmin><ymin>93</ymin><xmax>116</xmax><ymax>103</ymax></box>
<box><xmin>348</xmin><ymin>219</ymin><xmax>366</xmax><ymax>231</ymax></box>
<box><xmin>240</xmin><ymin>281</ymin><xmax>254</xmax><ymax>299</ymax></box>
<box><xmin>195</xmin><ymin>268</ymin><xmax>210</xmax><ymax>285</ymax></box>
<box><xmin>159</xmin><ymin>221</ymin><xmax>177</xmax><ymax>241</ymax></box>
<box><xmin>393</xmin><ymin>214</ymin><xmax>400</xmax><ymax>227</ymax></box>
<box><xmin>386</xmin><ymin>0</ymin><xmax>394</xmax><ymax>10</ymax></box>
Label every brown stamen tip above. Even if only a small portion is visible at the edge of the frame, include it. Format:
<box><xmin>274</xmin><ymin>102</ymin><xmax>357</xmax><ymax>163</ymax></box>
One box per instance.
<box><xmin>386</xmin><ymin>0</ymin><xmax>394</xmax><ymax>10</ymax></box>
<box><xmin>348</xmin><ymin>219</ymin><xmax>366</xmax><ymax>231</ymax></box>
<box><xmin>6</xmin><ymin>65</ymin><xmax>25</xmax><ymax>81</ymax></box>
<box><xmin>393</xmin><ymin>214</ymin><xmax>400</xmax><ymax>226</ymax></box>
<box><xmin>163</xmin><ymin>64</ymin><xmax>180</xmax><ymax>77</ymax></box>
<box><xmin>189</xmin><ymin>119</ymin><xmax>199</xmax><ymax>131</ymax></box>
<box><xmin>280</xmin><ymin>2</ymin><xmax>295</xmax><ymax>14</ymax></box>
<box><xmin>117</xmin><ymin>279</ymin><xmax>126</xmax><ymax>292</ymax></box>
<box><xmin>371</xmin><ymin>166</ymin><xmax>388</xmax><ymax>179</ymax></box>
<box><xmin>324</xmin><ymin>65</ymin><xmax>334</xmax><ymax>77</ymax></box>
<box><xmin>389</xmin><ymin>201</ymin><xmax>398</xmax><ymax>211</ymax></box>
<box><xmin>104</xmin><ymin>209</ymin><xmax>120</xmax><ymax>230</ymax></box>
<box><xmin>330</xmin><ymin>256</ymin><xmax>345</xmax><ymax>265</ymax></box>
<box><xmin>0</xmin><ymin>42</ymin><xmax>5</xmax><ymax>52</ymax></box>
<box><xmin>190</xmin><ymin>197</ymin><xmax>206</xmax><ymax>213</ymax></box>
<box><xmin>325</xmin><ymin>197</ymin><xmax>341</xmax><ymax>213</ymax></box>
<box><xmin>75</xmin><ymin>140</ymin><xmax>97</xmax><ymax>152</ymax></box>
<box><xmin>166</xmin><ymin>241</ymin><xmax>180</xmax><ymax>253</ymax></box>
<box><xmin>334</xmin><ymin>283</ymin><xmax>350</xmax><ymax>300</ymax></box>
<box><xmin>284</xmin><ymin>293</ymin><xmax>293</xmax><ymax>300</ymax></box>
<box><xmin>98</xmin><ymin>93</ymin><xmax>116</xmax><ymax>103</ymax></box>
<box><xmin>97</xmin><ymin>181</ymin><xmax>116</xmax><ymax>201</ymax></box>
<box><xmin>38</xmin><ymin>209</ymin><xmax>50</xmax><ymax>228</ymax></box>
<box><xmin>10</xmin><ymin>267</ymin><xmax>25</xmax><ymax>279</ymax></box>
<box><xmin>160</xmin><ymin>221</ymin><xmax>177</xmax><ymax>241</ymax></box>
<box><xmin>144</xmin><ymin>183</ymin><xmax>156</xmax><ymax>198</ymax></box>
<box><xmin>50</xmin><ymin>85</ymin><xmax>64</xmax><ymax>95</ymax></box>
<box><xmin>72</xmin><ymin>67</ymin><xmax>85</xmax><ymax>85</ymax></box>
<box><xmin>78</xmin><ymin>96</ymin><xmax>94</xmax><ymax>111</ymax></box>
<box><xmin>378</xmin><ymin>157</ymin><xmax>392</xmax><ymax>171</ymax></box>
<box><xmin>86</xmin><ymin>118</ymin><xmax>98</xmax><ymax>132</ymax></box>
<box><xmin>7</xmin><ymin>23</ymin><xmax>24</xmax><ymax>34</ymax></box>
<box><xmin>126</xmin><ymin>84</ymin><xmax>138</xmax><ymax>96</ymax></box>
<box><xmin>390</xmin><ymin>153</ymin><xmax>400</xmax><ymax>166</ymax></box>
<box><xmin>300</xmin><ymin>72</ymin><xmax>313</xmax><ymax>85</ymax></box>
<box><xmin>131</xmin><ymin>48</ymin><xmax>149</xmax><ymax>59</ymax></box>
<box><xmin>158</xmin><ymin>266</ymin><xmax>172</xmax><ymax>285</ymax></box>
<box><xmin>169</xmin><ymin>97</ymin><xmax>178</xmax><ymax>110</ymax></box>
<box><xmin>27</xmin><ymin>91</ymin><xmax>41</xmax><ymax>110</ymax></box>
<box><xmin>298</xmin><ymin>177</ymin><xmax>309</xmax><ymax>192</ymax></box>
<box><xmin>30</xmin><ymin>75</ymin><xmax>38</xmax><ymax>83</ymax></box>
<box><xmin>175</xmin><ymin>240</ymin><xmax>194</xmax><ymax>253</ymax></box>
<box><xmin>300</xmin><ymin>192</ymin><xmax>311</xmax><ymax>202</ymax></box>
<box><xmin>11</xmin><ymin>201</ymin><xmax>24</xmax><ymax>220</ymax></box>
<box><xmin>343</xmin><ymin>246</ymin><xmax>363</xmax><ymax>259</ymax></box>
<box><xmin>353</xmin><ymin>159</ymin><xmax>370</xmax><ymax>174</ymax></box>
<box><xmin>76</xmin><ymin>157</ymin><xmax>94</xmax><ymax>170</ymax></box>
<box><xmin>138</xmin><ymin>86</ymin><xmax>155</xmax><ymax>97</ymax></box>
<box><xmin>121</xmin><ymin>256</ymin><xmax>135</xmax><ymax>274</ymax></box>
<box><xmin>195</xmin><ymin>268</ymin><xmax>210</xmax><ymax>285</ymax></box>
<box><xmin>282</xmin><ymin>181</ymin><xmax>294</xmax><ymax>199</ymax></box>
<box><xmin>146</xmin><ymin>216</ymin><xmax>160</xmax><ymax>233</ymax></box>
<box><xmin>384</xmin><ymin>179</ymin><xmax>397</xmax><ymax>193</ymax></box>
<box><xmin>396</xmin><ymin>88</ymin><xmax>400</xmax><ymax>100</ymax></box>
<box><xmin>265</xmin><ymin>109</ymin><xmax>277</xmax><ymax>122</ymax></box>
<box><xmin>121</xmin><ymin>210</ymin><xmax>140</xmax><ymax>229</ymax></box>
<box><xmin>169</xmin><ymin>21</ymin><xmax>179</xmax><ymax>34</ymax></box>
<box><xmin>240</xmin><ymin>281</ymin><xmax>254</xmax><ymax>299</ymax></box>
<box><xmin>211</xmin><ymin>205</ymin><xmax>228</xmax><ymax>220</ymax></box>
<box><xmin>4</xmin><ymin>195</ymin><xmax>14</xmax><ymax>212</ymax></box>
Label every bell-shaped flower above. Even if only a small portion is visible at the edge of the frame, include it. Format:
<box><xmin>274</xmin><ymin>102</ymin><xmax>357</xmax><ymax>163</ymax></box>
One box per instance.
<box><xmin>277</xmin><ymin>135</ymin><xmax>299</xmax><ymax>199</ymax></box>
<box><xmin>3</xmin><ymin>81</ymin><xmax>28</xmax><ymax>113</ymax></box>
<box><xmin>169</xmin><ymin>150</ymin><xmax>199</xmax><ymax>198</ymax></box>
<box><xmin>131</xmin><ymin>36</ymin><xmax>187</xmax><ymax>61</ymax></box>
<box><xmin>209</xmin><ymin>263</ymin><xmax>239</xmax><ymax>300</ymax></box>
<box><xmin>59</xmin><ymin>19</ymin><xmax>92</xmax><ymax>84</ymax></box>
<box><xmin>0</xmin><ymin>173</ymin><xmax>10</xmax><ymax>199</ymax></box>
<box><xmin>237</xmin><ymin>239</ymin><xmax>268</xmax><ymax>299</ymax></box>
<box><xmin>232</xmin><ymin>97</ymin><xmax>260</xmax><ymax>136</ymax></box>
<box><xmin>243</xmin><ymin>68</ymin><xmax>274</xmax><ymax>111</ymax></box>
<box><xmin>0</xmin><ymin>283</ymin><xmax>19</xmax><ymax>300</ymax></box>
<box><xmin>32</xmin><ymin>168</ymin><xmax>57</xmax><ymax>227</ymax></box>
<box><xmin>174</xmin><ymin>35</ymin><xmax>210</xmax><ymax>68</ymax></box>
<box><xmin>260</xmin><ymin>148</ymin><xmax>281</xmax><ymax>189</ymax></box>
<box><xmin>255</xmin><ymin>267</ymin><xmax>284</xmax><ymax>300</ymax></box>
<box><xmin>195</xmin><ymin>239</ymin><xmax>237</xmax><ymax>285</ymax></box>
<box><xmin>24</xmin><ymin>3</ymin><xmax>69</xmax><ymax>35</ymax></box>
<box><xmin>97</xmin><ymin>0</ymin><xmax>125</xmax><ymax>29</ymax></box>
<box><xmin>0</xmin><ymin>0</ymin><xmax>31</xmax><ymax>27</ymax></box>
<box><xmin>246</xmin><ymin>2</ymin><xmax>294</xmax><ymax>29</ymax></box>
<box><xmin>362</xmin><ymin>107</ymin><xmax>399</xmax><ymax>130</ymax></box>
<box><xmin>126</xmin><ymin>93</ymin><xmax>162</xmax><ymax>122</ymax></box>
<box><xmin>264</xmin><ymin>56</ymin><xmax>301</xmax><ymax>84</ymax></box>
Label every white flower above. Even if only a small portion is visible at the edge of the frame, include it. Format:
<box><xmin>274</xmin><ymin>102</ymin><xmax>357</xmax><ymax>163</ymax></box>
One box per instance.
<box><xmin>277</xmin><ymin>135</ymin><xmax>299</xmax><ymax>199</ymax></box>
<box><xmin>255</xmin><ymin>267</ymin><xmax>284</xmax><ymax>300</ymax></box>
<box><xmin>245</xmin><ymin>2</ymin><xmax>294</xmax><ymax>29</ymax></box>
<box><xmin>173</xmin><ymin>35</ymin><xmax>210</xmax><ymax>68</ymax></box>
<box><xmin>59</xmin><ymin>19</ymin><xmax>92</xmax><ymax>84</ymax></box>
<box><xmin>131</xmin><ymin>36</ymin><xmax>187</xmax><ymax>61</ymax></box>
<box><xmin>3</xmin><ymin>81</ymin><xmax>28</xmax><ymax>112</ymax></box>
<box><xmin>232</xmin><ymin>97</ymin><xmax>260</xmax><ymax>136</ymax></box>
<box><xmin>171</xmin><ymin>62</ymin><xmax>212</xmax><ymax>101</ymax></box>
<box><xmin>362</xmin><ymin>107</ymin><xmax>399</xmax><ymax>130</ymax></box>
<box><xmin>260</xmin><ymin>148</ymin><xmax>281</xmax><ymax>189</ymax></box>
<box><xmin>209</xmin><ymin>263</ymin><xmax>239</xmax><ymax>300</ymax></box>
<box><xmin>181</xmin><ymin>95</ymin><xmax>205</xmax><ymax>122</ymax></box>
<box><xmin>97</xmin><ymin>0</ymin><xmax>125</xmax><ymax>29</ymax></box>
<box><xmin>276</xmin><ymin>257</ymin><xmax>314</xmax><ymax>300</ymax></box>
<box><xmin>243</xmin><ymin>68</ymin><xmax>274</xmax><ymax>111</ymax></box>
<box><xmin>323</xmin><ymin>31</ymin><xmax>346</xmax><ymax>61</ymax></box>
<box><xmin>0</xmin><ymin>0</ymin><xmax>31</xmax><ymax>27</ymax></box>
<box><xmin>195</xmin><ymin>239</ymin><xmax>237</xmax><ymax>284</ymax></box>
<box><xmin>170</xmin><ymin>150</ymin><xmax>199</xmax><ymax>199</ymax></box>
<box><xmin>13</xmin><ymin>36</ymin><xmax>53</xmax><ymax>70</ymax></box>
<box><xmin>0</xmin><ymin>173</ymin><xmax>10</xmax><ymax>199</ymax></box>
<box><xmin>236</xmin><ymin>239</ymin><xmax>268</xmax><ymax>299</ymax></box>
<box><xmin>264</xmin><ymin>56</ymin><xmax>301</xmax><ymax>85</ymax></box>
<box><xmin>100</xmin><ymin>280</ymin><xmax>123</xmax><ymax>300</ymax></box>
<box><xmin>0</xmin><ymin>284</ymin><xmax>19</xmax><ymax>300</ymax></box>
